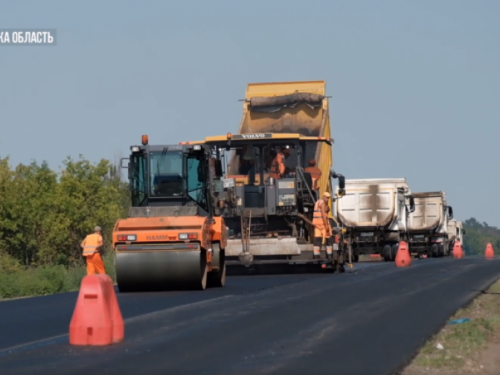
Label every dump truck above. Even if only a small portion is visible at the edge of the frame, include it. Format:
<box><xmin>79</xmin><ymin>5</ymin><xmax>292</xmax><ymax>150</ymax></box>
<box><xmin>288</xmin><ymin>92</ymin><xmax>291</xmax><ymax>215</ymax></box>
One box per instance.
<box><xmin>334</xmin><ymin>178</ymin><xmax>415</xmax><ymax>262</ymax></box>
<box><xmin>112</xmin><ymin>135</ymin><xmax>227</xmax><ymax>292</ymax></box>
<box><xmin>407</xmin><ymin>191</ymin><xmax>453</xmax><ymax>258</ymax></box>
<box><xmin>179</xmin><ymin>132</ymin><xmax>347</xmax><ymax>271</ymax></box>
<box><xmin>447</xmin><ymin>219</ymin><xmax>465</xmax><ymax>255</ymax></box>
<box><xmin>233</xmin><ymin>80</ymin><xmax>335</xmax><ymax>208</ymax></box>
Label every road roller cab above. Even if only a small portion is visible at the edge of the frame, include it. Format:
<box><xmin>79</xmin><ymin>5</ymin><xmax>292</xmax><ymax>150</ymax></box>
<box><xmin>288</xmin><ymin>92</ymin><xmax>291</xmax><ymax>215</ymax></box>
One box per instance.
<box><xmin>113</xmin><ymin>135</ymin><xmax>227</xmax><ymax>292</ymax></box>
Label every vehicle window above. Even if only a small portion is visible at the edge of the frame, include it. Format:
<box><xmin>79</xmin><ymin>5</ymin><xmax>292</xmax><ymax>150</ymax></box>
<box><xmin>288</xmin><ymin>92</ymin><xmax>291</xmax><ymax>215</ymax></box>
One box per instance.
<box><xmin>187</xmin><ymin>155</ymin><xmax>208</xmax><ymax>211</ymax></box>
<box><xmin>131</xmin><ymin>154</ymin><xmax>147</xmax><ymax>206</ymax></box>
<box><xmin>150</xmin><ymin>152</ymin><xmax>184</xmax><ymax>197</ymax></box>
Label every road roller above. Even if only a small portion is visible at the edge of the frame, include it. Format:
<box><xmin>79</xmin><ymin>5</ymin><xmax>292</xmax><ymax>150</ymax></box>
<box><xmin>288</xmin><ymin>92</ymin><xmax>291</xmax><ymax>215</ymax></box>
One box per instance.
<box><xmin>112</xmin><ymin>134</ymin><xmax>227</xmax><ymax>292</ymax></box>
<box><xmin>178</xmin><ymin>132</ymin><xmax>348</xmax><ymax>273</ymax></box>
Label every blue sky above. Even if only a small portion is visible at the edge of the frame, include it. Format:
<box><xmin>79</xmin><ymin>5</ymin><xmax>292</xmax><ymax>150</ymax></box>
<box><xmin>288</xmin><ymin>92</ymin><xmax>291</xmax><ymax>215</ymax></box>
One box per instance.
<box><xmin>1</xmin><ymin>0</ymin><xmax>499</xmax><ymax>226</ymax></box>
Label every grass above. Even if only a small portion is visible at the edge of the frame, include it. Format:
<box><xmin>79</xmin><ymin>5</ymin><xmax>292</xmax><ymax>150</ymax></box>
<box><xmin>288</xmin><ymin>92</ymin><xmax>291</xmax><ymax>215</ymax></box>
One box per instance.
<box><xmin>0</xmin><ymin>252</ymin><xmax>116</xmax><ymax>300</ymax></box>
<box><xmin>403</xmin><ymin>277</ymin><xmax>500</xmax><ymax>374</ymax></box>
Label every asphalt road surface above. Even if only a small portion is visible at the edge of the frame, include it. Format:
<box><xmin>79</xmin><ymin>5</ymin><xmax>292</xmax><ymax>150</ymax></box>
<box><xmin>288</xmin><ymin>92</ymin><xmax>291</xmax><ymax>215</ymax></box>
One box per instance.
<box><xmin>1</xmin><ymin>257</ymin><xmax>499</xmax><ymax>375</ymax></box>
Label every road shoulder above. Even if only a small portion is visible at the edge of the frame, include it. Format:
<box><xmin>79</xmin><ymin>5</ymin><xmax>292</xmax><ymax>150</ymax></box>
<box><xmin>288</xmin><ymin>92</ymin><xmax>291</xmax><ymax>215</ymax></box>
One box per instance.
<box><xmin>402</xmin><ymin>273</ymin><xmax>500</xmax><ymax>375</ymax></box>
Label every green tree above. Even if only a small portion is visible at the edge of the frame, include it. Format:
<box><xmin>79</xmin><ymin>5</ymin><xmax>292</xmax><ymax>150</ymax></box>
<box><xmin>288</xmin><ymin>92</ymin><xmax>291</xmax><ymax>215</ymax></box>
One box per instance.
<box><xmin>49</xmin><ymin>156</ymin><xmax>129</xmax><ymax>266</ymax></box>
<box><xmin>0</xmin><ymin>159</ymin><xmax>58</xmax><ymax>266</ymax></box>
<box><xmin>463</xmin><ymin>218</ymin><xmax>500</xmax><ymax>255</ymax></box>
<box><xmin>0</xmin><ymin>155</ymin><xmax>130</xmax><ymax>268</ymax></box>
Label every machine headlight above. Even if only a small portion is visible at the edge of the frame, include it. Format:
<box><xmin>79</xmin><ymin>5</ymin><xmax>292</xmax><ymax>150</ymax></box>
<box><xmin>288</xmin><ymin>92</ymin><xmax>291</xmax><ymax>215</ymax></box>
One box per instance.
<box><xmin>131</xmin><ymin>146</ymin><xmax>140</xmax><ymax>152</ymax></box>
<box><xmin>179</xmin><ymin>233</ymin><xmax>198</xmax><ymax>240</ymax></box>
<box><xmin>117</xmin><ymin>234</ymin><xmax>136</xmax><ymax>241</ymax></box>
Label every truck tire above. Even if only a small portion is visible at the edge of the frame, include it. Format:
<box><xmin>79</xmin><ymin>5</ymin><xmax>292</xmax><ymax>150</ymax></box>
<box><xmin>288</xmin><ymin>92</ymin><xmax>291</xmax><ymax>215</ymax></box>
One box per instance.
<box><xmin>431</xmin><ymin>244</ymin><xmax>439</xmax><ymax>258</ymax></box>
<box><xmin>382</xmin><ymin>245</ymin><xmax>389</xmax><ymax>261</ymax></box>
<box><xmin>438</xmin><ymin>244</ymin><xmax>445</xmax><ymax>257</ymax></box>
<box><xmin>392</xmin><ymin>243</ymin><xmax>399</xmax><ymax>261</ymax></box>
<box><xmin>382</xmin><ymin>244</ymin><xmax>395</xmax><ymax>261</ymax></box>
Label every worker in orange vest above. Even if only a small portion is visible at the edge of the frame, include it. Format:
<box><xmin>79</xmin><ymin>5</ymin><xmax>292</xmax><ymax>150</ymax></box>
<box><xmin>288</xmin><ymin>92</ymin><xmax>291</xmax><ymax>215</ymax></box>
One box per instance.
<box><xmin>269</xmin><ymin>147</ymin><xmax>290</xmax><ymax>179</ymax></box>
<box><xmin>81</xmin><ymin>226</ymin><xmax>106</xmax><ymax>275</ymax></box>
<box><xmin>312</xmin><ymin>192</ymin><xmax>332</xmax><ymax>259</ymax></box>
<box><xmin>324</xmin><ymin>206</ymin><xmax>341</xmax><ymax>262</ymax></box>
<box><xmin>304</xmin><ymin>159</ymin><xmax>322</xmax><ymax>191</ymax></box>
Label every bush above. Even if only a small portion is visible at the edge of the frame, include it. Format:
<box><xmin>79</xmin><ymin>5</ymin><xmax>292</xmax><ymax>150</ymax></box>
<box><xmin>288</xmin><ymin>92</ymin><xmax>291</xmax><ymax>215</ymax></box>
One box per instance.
<box><xmin>0</xmin><ymin>155</ymin><xmax>129</xmax><ymax>268</ymax></box>
<box><xmin>0</xmin><ymin>260</ymin><xmax>117</xmax><ymax>299</ymax></box>
<box><xmin>0</xmin><ymin>154</ymin><xmax>126</xmax><ymax>299</ymax></box>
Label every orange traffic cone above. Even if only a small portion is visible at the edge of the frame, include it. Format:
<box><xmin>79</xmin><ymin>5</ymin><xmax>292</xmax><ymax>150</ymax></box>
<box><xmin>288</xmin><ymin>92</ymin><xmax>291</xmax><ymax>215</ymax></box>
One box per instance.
<box><xmin>69</xmin><ymin>274</ymin><xmax>124</xmax><ymax>346</ymax></box>
<box><xmin>452</xmin><ymin>240</ymin><xmax>464</xmax><ymax>259</ymax></box>
<box><xmin>395</xmin><ymin>241</ymin><xmax>411</xmax><ymax>267</ymax></box>
<box><xmin>485</xmin><ymin>243</ymin><xmax>494</xmax><ymax>260</ymax></box>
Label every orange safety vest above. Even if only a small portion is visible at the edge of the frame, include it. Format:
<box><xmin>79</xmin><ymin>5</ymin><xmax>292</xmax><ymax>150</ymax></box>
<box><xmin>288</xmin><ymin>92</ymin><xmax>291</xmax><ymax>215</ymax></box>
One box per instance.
<box><xmin>304</xmin><ymin>166</ymin><xmax>322</xmax><ymax>190</ymax></box>
<box><xmin>324</xmin><ymin>215</ymin><xmax>339</xmax><ymax>242</ymax></box>
<box><xmin>269</xmin><ymin>153</ymin><xmax>285</xmax><ymax>179</ymax></box>
<box><xmin>81</xmin><ymin>233</ymin><xmax>103</xmax><ymax>256</ymax></box>
<box><xmin>312</xmin><ymin>199</ymin><xmax>327</xmax><ymax>229</ymax></box>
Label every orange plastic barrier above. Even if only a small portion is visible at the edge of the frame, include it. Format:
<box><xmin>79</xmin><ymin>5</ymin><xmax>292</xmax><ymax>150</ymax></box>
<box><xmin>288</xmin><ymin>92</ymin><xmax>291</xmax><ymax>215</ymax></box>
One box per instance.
<box><xmin>395</xmin><ymin>241</ymin><xmax>411</xmax><ymax>267</ymax></box>
<box><xmin>452</xmin><ymin>240</ymin><xmax>464</xmax><ymax>259</ymax></box>
<box><xmin>69</xmin><ymin>274</ymin><xmax>124</xmax><ymax>346</ymax></box>
<box><xmin>485</xmin><ymin>243</ymin><xmax>494</xmax><ymax>260</ymax></box>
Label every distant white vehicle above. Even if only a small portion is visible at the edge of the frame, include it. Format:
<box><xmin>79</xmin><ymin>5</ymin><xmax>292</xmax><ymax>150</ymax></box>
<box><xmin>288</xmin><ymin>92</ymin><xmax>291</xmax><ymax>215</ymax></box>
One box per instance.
<box><xmin>447</xmin><ymin>219</ymin><xmax>465</xmax><ymax>255</ymax></box>
<box><xmin>335</xmin><ymin>178</ymin><xmax>415</xmax><ymax>262</ymax></box>
<box><xmin>407</xmin><ymin>191</ymin><xmax>453</xmax><ymax>258</ymax></box>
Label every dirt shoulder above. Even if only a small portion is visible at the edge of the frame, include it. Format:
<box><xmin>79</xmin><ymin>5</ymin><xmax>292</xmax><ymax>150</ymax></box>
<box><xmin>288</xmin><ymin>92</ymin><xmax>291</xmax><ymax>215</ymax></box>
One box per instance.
<box><xmin>402</xmin><ymin>276</ymin><xmax>500</xmax><ymax>375</ymax></box>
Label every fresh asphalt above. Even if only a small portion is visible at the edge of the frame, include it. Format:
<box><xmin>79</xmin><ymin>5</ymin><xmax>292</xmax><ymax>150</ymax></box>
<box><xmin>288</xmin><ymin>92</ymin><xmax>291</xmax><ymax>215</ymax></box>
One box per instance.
<box><xmin>0</xmin><ymin>257</ymin><xmax>498</xmax><ymax>375</ymax></box>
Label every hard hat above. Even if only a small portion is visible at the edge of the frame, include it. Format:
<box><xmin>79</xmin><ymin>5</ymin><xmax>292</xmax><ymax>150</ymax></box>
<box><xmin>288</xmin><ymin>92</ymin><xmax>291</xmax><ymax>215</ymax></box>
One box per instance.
<box><xmin>323</xmin><ymin>192</ymin><xmax>331</xmax><ymax>198</ymax></box>
<box><xmin>308</xmin><ymin>159</ymin><xmax>316</xmax><ymax>166</ymax></box>
<box><xmin>94</xmin><ymin>226</ymin><xmax>102</xmax><ymax>232</ymax></box>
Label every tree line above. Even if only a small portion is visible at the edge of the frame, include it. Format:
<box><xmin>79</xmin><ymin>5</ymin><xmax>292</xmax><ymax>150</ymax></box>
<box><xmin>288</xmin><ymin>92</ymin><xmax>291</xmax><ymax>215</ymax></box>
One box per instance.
<box><xmin>463</xmin><ymin>218</ymin><xmax>500</xmax><ymax>255</ymax></box>
<box><xmin>0</xmin><ymin>155</ymin><xmax>129</xmax><ymax>276</ymax></box>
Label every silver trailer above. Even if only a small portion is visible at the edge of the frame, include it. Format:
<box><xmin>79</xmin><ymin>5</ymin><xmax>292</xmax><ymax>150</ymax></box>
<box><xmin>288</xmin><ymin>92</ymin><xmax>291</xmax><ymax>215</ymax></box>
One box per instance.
<box><xmin>407</xmin><ymin>191</ymin><xmax>453</xmax><ymax>258</ymax></box>
<box><xmin>335</xmin><ymin>178</ymin><xmax>415</xmax><ymax>262</ymax></box>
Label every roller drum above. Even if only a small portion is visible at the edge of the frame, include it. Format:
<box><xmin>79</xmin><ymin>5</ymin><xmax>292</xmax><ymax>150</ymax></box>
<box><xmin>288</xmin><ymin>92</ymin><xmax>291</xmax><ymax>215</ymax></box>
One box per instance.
<box><xmin>115</xmin><ymin>250</ymin><xmax>207</xmax><ymax>292</ymax></box>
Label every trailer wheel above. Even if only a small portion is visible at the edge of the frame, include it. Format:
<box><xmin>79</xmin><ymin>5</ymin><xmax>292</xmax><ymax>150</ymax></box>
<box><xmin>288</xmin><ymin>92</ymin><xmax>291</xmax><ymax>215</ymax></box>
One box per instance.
<box><xmin>392</xmin><ymin>244</ymin><xmax>399</xmax><ymax>261</ymax></box>
<box><xmin>382</xmin><ymin>245</ymin><xmax>392</xmax><ymax>261</ymax></box>
<box><xmin>430</xmin><ymin>244</ymin><xmax>439</xmax><ymax>258</ymax></box>
<box><xmin>437</xmin><ymin>244</ymin><xmax>445</xmax><ymax>257</ymax></box>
